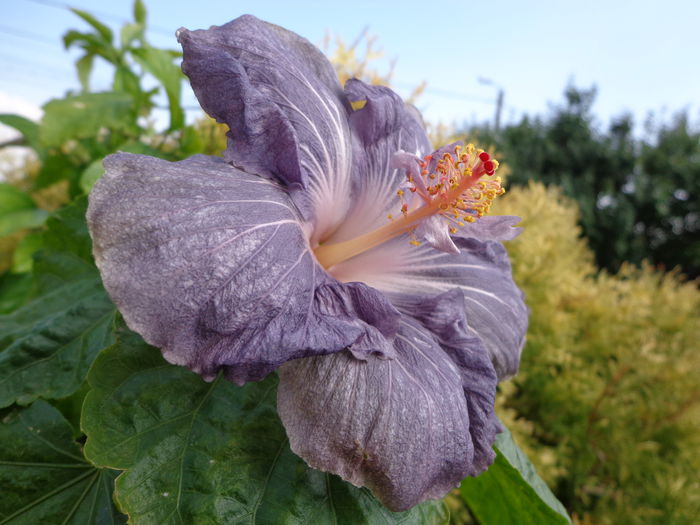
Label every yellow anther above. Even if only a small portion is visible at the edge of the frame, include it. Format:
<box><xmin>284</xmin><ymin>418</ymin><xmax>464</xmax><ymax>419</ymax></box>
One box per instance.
<box><xmin>313</xmin><ymin>143</ymin><xmax>506</xmax><ymax>269</ymax></box>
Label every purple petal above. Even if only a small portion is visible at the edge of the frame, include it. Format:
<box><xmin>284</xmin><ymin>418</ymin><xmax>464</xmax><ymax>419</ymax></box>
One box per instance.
<box><xmin>329</xmin><ymin>236</ymin><xmax>528</xmax><ymax>380</ymax></box>
<box><xmin>177</xmin><ymin>16</ymin><xmax>353</xmax><ymax>241</ymax></box>
<box><xmin>88</xmin><ymin>153</ymin><xmax>399</xmax><ymax>384</ymax></box>
<box><xmin>325</xmin><ymin>79</ymin><xmax>431</xmax><ymax>244</ymax></box>
<box><xmin>277</xmin><ymin>315</ymin><xmax>497</xmax><ymax>511</ymax></box>
<box><xmin>392</xmin><ymin>151</ymin><xmax>429</xmax><ymax>199</ymax></box>
<box><xmin>416</xmin><ymin>215</ymin><xmax>460</xmax><ymax>254</ymax></box>
<box><xmin>345</xmin><ymin>79</ymin><xmax>430</xmax><ymax>154</ymax></box>
<box><xmin>401</xmin><ymin>289</ymin><xmax>501</xmax><ymax>474</ymax></box>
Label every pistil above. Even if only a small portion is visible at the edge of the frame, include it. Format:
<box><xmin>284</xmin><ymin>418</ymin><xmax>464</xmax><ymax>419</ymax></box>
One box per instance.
<box><xmin>314</xmin><ymin>144</ymin><xmax>503</xmax><ymax>269</ymax></box>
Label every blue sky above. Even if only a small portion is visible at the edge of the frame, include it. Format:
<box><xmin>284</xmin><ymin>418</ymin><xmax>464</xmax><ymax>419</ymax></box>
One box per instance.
<box><xmin>2</xmin><ymin>0</ymin><xmax>699</xmax><ymax>133</ymax></box>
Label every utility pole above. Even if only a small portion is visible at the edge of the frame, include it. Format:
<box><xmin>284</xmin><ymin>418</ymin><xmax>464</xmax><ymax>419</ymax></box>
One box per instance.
<box><xmin>478</xmin><ymin>77</ymin><xmax>505</xmax><ymax>133</ymax></box>
<box><xmin>494</xmin><ymin>87</ymin><xmax>504</xmax><ymax>133</ymax></box>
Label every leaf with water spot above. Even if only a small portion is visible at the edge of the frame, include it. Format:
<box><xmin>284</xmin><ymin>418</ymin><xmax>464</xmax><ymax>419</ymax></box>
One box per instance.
<box><xmin>82</xmin><ymin>325</ymin><xmax>449</xmax><ymax>524</ymax></box>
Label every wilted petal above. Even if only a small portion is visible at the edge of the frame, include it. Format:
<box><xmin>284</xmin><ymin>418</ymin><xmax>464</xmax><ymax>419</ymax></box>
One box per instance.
<box><xmin>401</xmin><ymin>289</ymin><xmax>501</xmax><ymax>474</ymax></box>
<box><xmin>330</xmin><ymin>236</ymin><xmax>528</xmax><ymax>379</ymax></box>
<box><xmin>88</xmin><ymin>153</ymin><xmax>398</xmax><ymax>384</ymax></box>
<box><xmin>278</xmin><ymin>316</ymin><xmax>492</xmax><ymax>511</ymax></box>
<box><xmin>326</xmin><ymin>80</ymin><xmax>431</xmax><ymax>243</ymax></box>
<box><xmin>345</xmin><ymin>79</ymin><xmax>430</xmax><ymax>154</ymax></box>
<box><xmin>178</xmin><ymin>15</ymin><xmax>352</xmax><ymax>240</ymax></box>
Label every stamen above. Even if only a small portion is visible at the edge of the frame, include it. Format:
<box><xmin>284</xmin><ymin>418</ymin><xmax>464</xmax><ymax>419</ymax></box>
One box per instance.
<box><xmin>314</xmin><ymin>143</ymin><xmax>503</xmax><ymax>269</ymax></box>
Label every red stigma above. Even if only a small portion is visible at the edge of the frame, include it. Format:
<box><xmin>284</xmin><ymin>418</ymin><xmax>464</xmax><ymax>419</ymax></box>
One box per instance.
<box><xmin>479</xmin><ymin>152</ymin><xmax>490</xmax><ymax>162</ymax></box>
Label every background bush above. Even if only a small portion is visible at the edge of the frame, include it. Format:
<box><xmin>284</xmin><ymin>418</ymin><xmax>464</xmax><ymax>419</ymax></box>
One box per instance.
<box><xmin>493</xmin><ymin>184</ymin><xmax>700</xmax><ymax>524</ymax></box>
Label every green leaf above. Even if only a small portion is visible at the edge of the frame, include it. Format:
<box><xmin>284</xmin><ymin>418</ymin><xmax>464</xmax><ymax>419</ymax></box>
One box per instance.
<box><xmin>495</xmin><ymin>426</ymin><xmax>571</xmax><ymax>522</ymax></box>
<box><xmin>50</xmin><ymin>381</ymin><xmax>91</xmax><ymax>438</ymax></box>
<box><xmin>11</xmin><ymin>231</ymin><xmax>43</xmax><ymax>274</ymax></box>
<box><xmin>0</xmin><ymin>184</ymin><xmax>48</xmax><ymax>236</ymax></box>
<box><xmin>0</xmin><ymin>199</ymin><xmax>116</xmax><ymax>408</ymax></box>
<box><xmin>0</xmin><ymin>400</ymin><xmax>125</xmax><ymax>524</ymax></box>
<box><xmin>133</xmin><ymin>0</ymin><xmax>147</xmax><ymax>25</ymax></box>
<box><xmin>0</xmin><ymin>114</ymin><xmax>42</xmax><ymax>153</ymax></box>
<box><xmin>120</xmin><ymin>22</ymin><xmax>143</xmax><ymax>48</ymax></box>
<box><xmin>0</xmin><ymin>272</ymin><xmax>32</xmax><ymax>315</ymax></box>
<box><xmin>132</xmin><ymin>46</ymin><xmax>184</xmax><ymax>129</ymax></box>
<box><xmin>63</xmin><ymin>30</ymin><xmax>120</xmax><ymax>65</ymax></box>
<box><xmin>0</xmin><ymin>209</ymin><xmax>48</xmax><ymax>236</ymax></box>
<box><xmin>113</xmin><ymin>66</ymin><xmax>145</xmax><ymax>108</ymax></box>
<box><xmin>459</xmin><ymin>426</ymin><xmax>571</xmax><ymax>525</ymax></box>
<box><xmin>35</xmin><ymin>152</ymin><xmax>79</xmax><ymax>190</ymax></box>
<box><xmin>63</xmin><ymin>29</ymin><xmax>90</xmax><ymax>49</ymax></box>
<box><xmin>83</xmin><ymin>327</ymin><xmax>449</xmax><ymax>525</ymax></box>
<box><xmin>70</xmin><ymin>8</ymin><xmax>114</xmax><ymax>44</ymax></box>
<box><xmin>79</xmin><ymin>159</ymin><xmax>105</xmax><ymax>195</ymax></box>
<box><xmin>75</xmin><ymin>53</ymin><xmax>94</xmax><ymax>92</ymax></box>
<box><xmin>40</xmin><ymin>92</ymin><xmax>136</xmax><ymax>148</ymax></box>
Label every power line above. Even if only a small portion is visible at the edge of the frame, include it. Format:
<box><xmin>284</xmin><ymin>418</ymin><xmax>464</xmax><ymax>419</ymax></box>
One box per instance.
<box><xmin>0</xmin><ymin>52</ymin><xmax>74</xmax><ymax>77</ymax></box>
<box><xmin>0</xmin><ymin>24</ymin><xmax>59</xmax><ymax>45</ymax></box>
<box><xmin>24</xmin><ymin>0</ymin><xmax>175</xmax><ymax>37</ymax></box>
<box><xmin>393</xmin><ymin>81</ymin><xmax>495</xmax><ymax>105</ymax></box>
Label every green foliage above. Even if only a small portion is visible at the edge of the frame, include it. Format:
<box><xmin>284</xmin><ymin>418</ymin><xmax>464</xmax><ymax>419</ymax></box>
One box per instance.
<box><xmin>0</xmin><ymin>114</ymin><xmax>41</xmax><ymax>151</ymax></box>
<box><xmin>0</xmin><ymin>199</ymin><xmax>115</xmax><ymax>408</ymax></box>
<box><xmin>460</xmin><ymin>426</ymin><xmax>570</xmax><ymax>525</ymax></box>
<box><xmin>1</xmin><ymin>0</ymin><xmax>188</xmax><ymax>203</ymax></box>
<box><xmin>0</xmin><ymin>183</ymin><xmax>48</xmax><ymax>236</ymax></box>
<box><xmin>0</xmin><ymin>273</ymin><xmax>32</xmax><ymax>314</ymax></box>
<box><xmin>83</xmin><ymin>322</ymin><xmax>450</xmax><ymax>525</ymax></box>
<box><xmin>0</xmin><ymin>400</ymin><xmax>124</xmax><ymax>524</ymax></box>
<box><xmin>63</xmin><ymin>2</ymin><xmax>182</xmax><ymax>132</ymax></box>
<box><xmin>468</xmin><ymin>86</ymin><xmax>700</xmax><ymax>279</ymax></box>
<box><xmin>40</xmin><ymin>92</ymin><xmax>137</xmax><ymax>148</ymax></box>
<box><xmin>493</xmin><ymin>183</ymin><xmax>700</xmax><ymax>524</ymax></box>
<box><xmin>493</xmin><ymin>427</ymin><xmax>571</xmax><ymax>522</ymax></box>
<box><xmin>635</xmin><ymin>113</ymin><xmax>700</xmax><ymax>276</ymax></box>
<box><xmin>461</xmin><ymin>452</ymin><xmax>565</xmax><ymax>525</ymax></box>
<box><xmin>131</xmin><ymin>46</ymin><xmax>184</xmax><ymax>130</ymax></box>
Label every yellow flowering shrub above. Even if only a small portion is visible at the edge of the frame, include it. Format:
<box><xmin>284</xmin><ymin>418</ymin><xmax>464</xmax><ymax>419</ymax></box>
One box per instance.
<box><xmin>493</xmin><ymin>183</ymin><xmax>700</xmax><ymax>524</ymax></box>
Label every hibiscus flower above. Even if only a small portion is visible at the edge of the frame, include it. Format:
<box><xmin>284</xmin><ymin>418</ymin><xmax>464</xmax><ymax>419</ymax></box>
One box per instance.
<box><xmin>87</xmin><ymin>15</ymin><xmax>528</xmax><ymax>511</ymax></box>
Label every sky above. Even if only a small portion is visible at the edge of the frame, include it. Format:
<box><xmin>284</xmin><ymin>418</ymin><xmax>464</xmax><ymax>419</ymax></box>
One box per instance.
<box><xmin>1</xmin><ymin>0</ymin><xmax>699</xmax><ymax>139</ymax></box>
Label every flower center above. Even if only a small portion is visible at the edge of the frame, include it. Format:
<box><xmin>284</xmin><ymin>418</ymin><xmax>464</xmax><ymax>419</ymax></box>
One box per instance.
<box><xmin>313</xmin><ymin>143</ymin><xmax>504</xmax><ymax>269</ymax></box>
